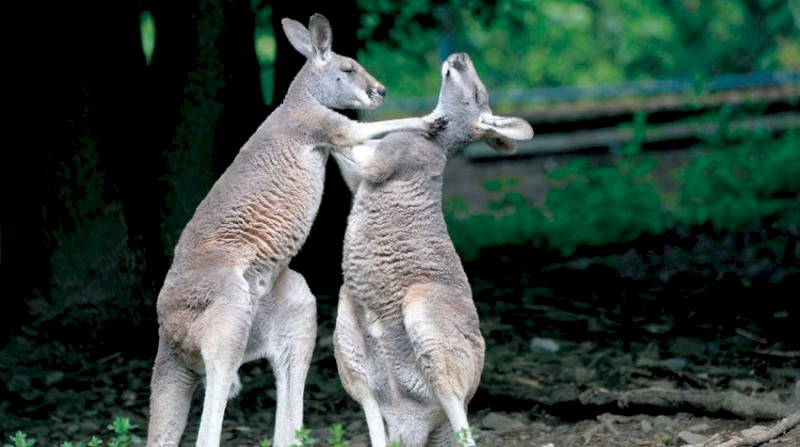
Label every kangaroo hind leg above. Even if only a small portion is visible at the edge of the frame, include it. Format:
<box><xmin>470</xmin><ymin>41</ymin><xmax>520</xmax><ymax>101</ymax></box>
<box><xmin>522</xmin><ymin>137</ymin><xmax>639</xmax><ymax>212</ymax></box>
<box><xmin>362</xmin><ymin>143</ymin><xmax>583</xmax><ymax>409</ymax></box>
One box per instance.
<box><xmin>402</xmin><ymin>283</ymin><xmax>482</xmax><ymax>447</ymax></box>
<box><xmin>265</xmin><ymin>268</ymin><xmax>317</xmax><ymax>447</ymax></box>
<box><xmin>194</xmin><ymin>271</ymin><xmax>253</xmax><ymax>447</ymax></box>
<box><xmin>333</xmin><ymin>286</ymin><xmax>388</xmax><ymax>447</ymax></box>
<box><xmin>146</xmin><ymin>338</ymin><xmax>201</xmax><ymax>447</ymax></box>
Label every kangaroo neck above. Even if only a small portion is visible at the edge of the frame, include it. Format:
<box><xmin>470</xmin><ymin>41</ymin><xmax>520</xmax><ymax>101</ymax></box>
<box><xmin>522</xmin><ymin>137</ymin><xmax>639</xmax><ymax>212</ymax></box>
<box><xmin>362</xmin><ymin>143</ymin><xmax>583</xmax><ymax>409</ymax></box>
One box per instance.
<box><xmin>282</xmin><ymin>63</ymin><xmax>321</xmax><ymax>106</ymax></box>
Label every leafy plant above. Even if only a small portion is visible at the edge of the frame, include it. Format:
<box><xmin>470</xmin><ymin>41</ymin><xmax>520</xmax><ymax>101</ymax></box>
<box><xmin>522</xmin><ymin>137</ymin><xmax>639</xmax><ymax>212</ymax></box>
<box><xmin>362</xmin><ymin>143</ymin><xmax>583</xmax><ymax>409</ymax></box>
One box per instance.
<box><xmin>291</xmin><ymin>426</ymin><xmax>317</xmax><ymax>447</ymax></box>
<box><xmin>455</xmin><ymin>426</ymin><xmax>479</xmax><ymax>447</ymax></box>
<box><xmin>445</xmin><ymin>123</ymin><xmax>798</xmax><ymax>259</ymax></box>
<box><xmin>59</xmin><ymin>437</ymin><xmax>103</xmax><ymax>447</ymax></box>
<box><xmin>10</xmin><ymin>417</ymin><xmax>142</xmax><ymax>447</ymax></box>
<box><xmin>326</xmin><ymin>423</ymin><xmax>348</xmax><ymax>447</ymax></box>
<box><xmin>106</xmin><ymin>418</ymin><xmax>140</xmax><ymax>447</ymax></box>
<box><xmin>4</xmin><ymin>432</ymin><xmax>34</xmax><ymax>447</ymax></box>
<box><xmin>676</xmin><ymin>130</ymin><xmax>799</xmax><ymax>232</ymax></box>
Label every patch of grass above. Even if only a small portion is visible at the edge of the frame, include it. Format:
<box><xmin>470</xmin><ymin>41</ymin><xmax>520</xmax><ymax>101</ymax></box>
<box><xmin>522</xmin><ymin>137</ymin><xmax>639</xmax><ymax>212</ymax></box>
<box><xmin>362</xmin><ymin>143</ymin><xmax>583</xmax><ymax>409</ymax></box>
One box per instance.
<box><xmin>326</xmin><ymin>423</ymin><xmax>348</xmax><ymax>447</ymax></box>
<box><xmin>4</xmin><ymin>431</ymin><xmax>35</xmax><ymax>447</ymax></box>
<box><xmin>5</xmin><ymin>418</ymin><xmax>140</xmax><ymax>447</ymax></box>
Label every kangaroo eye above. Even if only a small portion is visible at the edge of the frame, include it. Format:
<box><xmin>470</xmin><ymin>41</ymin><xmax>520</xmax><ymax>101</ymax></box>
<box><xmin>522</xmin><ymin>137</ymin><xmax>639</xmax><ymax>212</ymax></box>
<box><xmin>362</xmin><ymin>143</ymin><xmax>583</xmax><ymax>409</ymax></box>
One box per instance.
<box><xmin>341</xmin><ymin>65</ymin><xmax>355</xmax><ymax>74</ymax></box>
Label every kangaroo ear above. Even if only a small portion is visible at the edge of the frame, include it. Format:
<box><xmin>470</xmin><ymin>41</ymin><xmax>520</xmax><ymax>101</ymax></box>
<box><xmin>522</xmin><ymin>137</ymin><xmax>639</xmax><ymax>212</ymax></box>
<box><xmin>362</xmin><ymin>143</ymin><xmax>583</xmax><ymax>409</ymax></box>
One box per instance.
<box><xmin>308</xmin><ymin>13</ymin><xmax>332</xmax><ymax>62</ymax></box>
<box><xmin>478</xmin><ymin>114</ymin><xmax>534</xmax><ymax>154</ymax></box>
<box><xmin>282</xmin><ymin>18</ymin><xmax>313</xmax><ymax>58</ymax></box>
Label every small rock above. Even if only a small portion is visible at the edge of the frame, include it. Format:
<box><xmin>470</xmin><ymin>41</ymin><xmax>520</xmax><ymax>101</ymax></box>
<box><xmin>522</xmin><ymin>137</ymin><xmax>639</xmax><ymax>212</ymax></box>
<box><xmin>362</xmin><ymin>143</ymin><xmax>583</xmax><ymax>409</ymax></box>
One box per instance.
<box><xmin>686</xmin><ymin>423</ymin><xmax>711</xmax><ymax>433</ymax></box>
<box><xmin>677</xmin><ymin>430</ymin><xmax>709</xmax><ymax>444</ymax></box>
<box><xmin>741</xmin><ymin>425</ymin><xmax>768</xmax><ymax>437</ymax></box>
<box><xmin>655</xmin><ymin>357</ymin><xmax>688</xmax><ymax>371</ymax></box>
<box><xmin>643</xmin><ymin>322</ymin><xmax>672</xmax><ymax>334</ymax></box>
<box><xmin>530</xmin><ymin>337</ymin><xmax>560</xmax><ymax>353</ymax></box>
<box><xmin>652</xmin><ymin>415</ymin><xmax>674</xmax><ymax>430</ymax></box>
<box><xmin>730</xmin><ymin>379</ymin><xmax>764</xmax><ymax>393</ymax></box>
<box><xmin>480</xmin><ymin>412</ymin><xmax>527</xmax><ymax>433</ymax></box>
<box><xmin>529</xmin><ymin>422</ymin><xmax>552</xmax><ymax>433</ymax></box>
<box><xmin>640</xmin><ymin>419</ymin><xmax>653</xmax><ymax>432</ymax></box>
<box><xmin>572</xmin><ymin>366</ymin><xmax>597</xmax><ymax>385</ymax></box>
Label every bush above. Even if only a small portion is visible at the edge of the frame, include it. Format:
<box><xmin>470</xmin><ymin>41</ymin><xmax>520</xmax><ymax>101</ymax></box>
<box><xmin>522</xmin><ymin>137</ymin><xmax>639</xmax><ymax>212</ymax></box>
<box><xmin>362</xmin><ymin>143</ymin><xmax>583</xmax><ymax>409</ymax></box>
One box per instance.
<box><xmin>445</xmin><ymin>130</ymin><xmax>799</xmax><ymax>260</ymax></box>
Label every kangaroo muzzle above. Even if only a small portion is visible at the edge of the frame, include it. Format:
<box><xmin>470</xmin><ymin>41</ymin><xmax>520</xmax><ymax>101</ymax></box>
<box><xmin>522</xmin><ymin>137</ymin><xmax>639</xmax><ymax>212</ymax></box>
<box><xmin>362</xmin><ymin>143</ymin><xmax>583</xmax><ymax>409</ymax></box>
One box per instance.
<box><xmin>449</xmin><ymin>53</ymin><xmax>469</xmax><ymax>71</ymax></box>
<box><xmin>368</xmin><ymin>84</ymin><xmax>386</xmax><ymax>106</ymax></box>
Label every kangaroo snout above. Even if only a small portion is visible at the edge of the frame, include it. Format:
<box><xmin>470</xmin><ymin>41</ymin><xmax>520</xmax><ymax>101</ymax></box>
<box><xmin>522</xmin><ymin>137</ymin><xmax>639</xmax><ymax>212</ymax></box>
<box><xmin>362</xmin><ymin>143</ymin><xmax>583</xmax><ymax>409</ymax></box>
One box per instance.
<box><xmin>368</xmin><ymin>84</ymin><xmax>387</xmax><ymax>106</ymax></box>
<box><xmin>441</xmin><ymin>53</ymin><xmax>473</xmax><ymax>83</ymax></box>
<box><xmin>447</xmin><ymin>52</ymin><xmax>471</xmax><ymax>71</ymax></box>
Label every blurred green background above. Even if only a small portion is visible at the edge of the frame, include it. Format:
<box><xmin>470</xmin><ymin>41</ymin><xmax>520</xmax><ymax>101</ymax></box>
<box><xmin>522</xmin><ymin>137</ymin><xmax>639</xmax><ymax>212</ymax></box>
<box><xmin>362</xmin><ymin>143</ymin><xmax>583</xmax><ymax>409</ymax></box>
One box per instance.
<box><xmin>248</xmin><ymin>0</ymin><xmax>800</xmax><ymax>101</ymax></box>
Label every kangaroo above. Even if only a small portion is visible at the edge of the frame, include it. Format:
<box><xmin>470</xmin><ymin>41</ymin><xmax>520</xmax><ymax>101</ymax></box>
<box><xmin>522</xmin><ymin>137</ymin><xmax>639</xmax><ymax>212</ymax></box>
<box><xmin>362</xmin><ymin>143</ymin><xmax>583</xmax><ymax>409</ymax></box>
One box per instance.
<box><xmin>146</xmin><ymin>13</ymin><xmax>438</xmax><ymax>447</ymax></box>
<box><xmin>331</xmin><ymin>52</ymin><xmax>533</xmax><ymax>447</ymax></box>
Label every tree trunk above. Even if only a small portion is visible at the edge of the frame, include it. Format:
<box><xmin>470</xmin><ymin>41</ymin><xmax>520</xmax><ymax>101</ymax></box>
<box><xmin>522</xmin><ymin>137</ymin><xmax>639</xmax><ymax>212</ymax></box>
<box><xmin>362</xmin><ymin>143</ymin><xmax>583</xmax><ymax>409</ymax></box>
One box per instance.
<box><xmin>211</xmin><ymin>1</ymin><xmax>269</xmax><ymax>179</ymax></box>
<box><xmin>4</xmin><ymin>2</ymin><xmax>82</xmax><ymax>341</ymax></box>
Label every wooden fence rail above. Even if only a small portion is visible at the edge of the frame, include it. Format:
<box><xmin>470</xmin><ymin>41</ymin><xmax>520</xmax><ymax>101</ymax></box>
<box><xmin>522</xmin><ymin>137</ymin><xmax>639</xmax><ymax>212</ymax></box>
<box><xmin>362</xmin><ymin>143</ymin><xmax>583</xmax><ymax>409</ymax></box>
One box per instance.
<box><xmin>364</xmin><ymin>70</ymin><xmax>800</xmax><ymax>158</ymax></box>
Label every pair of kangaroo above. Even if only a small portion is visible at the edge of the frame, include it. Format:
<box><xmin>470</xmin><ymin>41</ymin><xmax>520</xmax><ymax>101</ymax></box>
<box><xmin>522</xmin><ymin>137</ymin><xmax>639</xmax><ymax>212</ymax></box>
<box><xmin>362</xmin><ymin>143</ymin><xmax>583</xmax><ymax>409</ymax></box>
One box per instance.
<box><xmin>146</xmin><ymin>13</ymin><xmax>532</xmax><ymax>447</ymax></box>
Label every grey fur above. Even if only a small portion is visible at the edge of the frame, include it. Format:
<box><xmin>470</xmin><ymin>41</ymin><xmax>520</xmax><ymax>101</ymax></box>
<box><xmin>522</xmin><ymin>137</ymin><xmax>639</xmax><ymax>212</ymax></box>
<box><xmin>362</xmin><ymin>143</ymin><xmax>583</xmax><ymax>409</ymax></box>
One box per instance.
<box><xmin>332</xmin><ymin>52</ymin><xmax>533</xmax><ymax>447</ymax></box>
<box><xmin>146</xmin><ymin>13</ymin><xmax>434</xmax><ymax>447</ymax></box>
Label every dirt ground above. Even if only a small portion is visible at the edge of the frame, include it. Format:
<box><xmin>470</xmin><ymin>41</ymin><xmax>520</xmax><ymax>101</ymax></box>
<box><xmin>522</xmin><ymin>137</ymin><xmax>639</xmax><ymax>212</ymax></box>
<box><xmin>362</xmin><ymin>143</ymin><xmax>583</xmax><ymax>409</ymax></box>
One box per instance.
<box><xmin>3</xmin><ymin>294</ymin><xmax>799</xmax><ymax>447</ymax></box>
<box><xmin>3</xmin><ymin>244</ymin><xmax>800</xmax><ymax>447</ymax></box>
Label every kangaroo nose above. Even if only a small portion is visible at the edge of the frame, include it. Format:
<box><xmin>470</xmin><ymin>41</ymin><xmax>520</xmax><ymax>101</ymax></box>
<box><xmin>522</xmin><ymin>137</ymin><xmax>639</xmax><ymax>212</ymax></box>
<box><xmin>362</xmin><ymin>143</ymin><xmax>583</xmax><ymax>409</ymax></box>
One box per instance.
<box><xmin>449</xmin><ymin>52</ymin><xmax>469</xmax><ymax>71</ymax></box>
<box><xmin>375</xmin><ymin>85</ymin><xmax>386</xmax><ymax>98</ymax></box>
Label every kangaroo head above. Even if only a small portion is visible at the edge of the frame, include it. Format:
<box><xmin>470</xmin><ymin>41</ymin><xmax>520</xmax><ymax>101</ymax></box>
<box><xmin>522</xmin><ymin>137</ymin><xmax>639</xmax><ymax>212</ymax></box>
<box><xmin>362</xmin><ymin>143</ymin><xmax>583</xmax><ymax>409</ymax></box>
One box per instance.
<box><xmin>281</xmin><ymin>14</ymin><xmax>386</xmax><ymax>110</ymax></box>
<box><xmin>335</xmin><ymin>53</ymin><xmax>534</xmax><ymax>191</ymax></box>
<box><xmin>431</xmin><ymin>52</ymin><xmax>533</xmax><ymax>154</ymax></box>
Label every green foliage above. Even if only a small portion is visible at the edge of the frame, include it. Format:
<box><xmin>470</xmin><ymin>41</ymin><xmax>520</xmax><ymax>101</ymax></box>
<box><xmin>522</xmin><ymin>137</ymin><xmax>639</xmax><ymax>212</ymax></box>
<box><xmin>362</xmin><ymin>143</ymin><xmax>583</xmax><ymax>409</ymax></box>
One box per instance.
<box><xmin>446</xmin><ymin>177</ymin><xmax>547</xmax><ymax>261</ymax></box>
<box><xmin>354</xmin><ymin>0</ymin><xmax>800</xmax><ymax>97</ymax></box>
<box><xmin>261</xmin><ymin>424</ymin><xmax>352</xmax><ymax>447</ymax></box>
<box><xmin>4</xmin><ymin>432</ymin><xmax>34</xmax><ymax>447</ymax></box>
<box><xmin>445</xmin><ymin>128</ymin><xmax>798</xmax><ymax>259</ymax></box>
<box><xmin>455</xmin><ymin>426</ymin><xmax>479</xmax><ymax>447</ymax></box>
<box><xmin>544</xmin><ymin>154</ymin><xmax>663</xmax><ymax>255</ymax></box>
<box><xmin>5</xmin><ymin>418</ymin><xmax>139</xmax><ymax>447</ymax></box>
<box><xmin>139</xmin><ymin>10</ymin><xmax>155</xmax><ymax>66</ymax></box>
<box><xmin>105</xmin><ymin>418</ymin><xmax>140</xmax><ymax>447</ymax></box>
<box><xmin>326</xmin><ymin>423</ymin><xmax>348</xmax><ymax>447</ymax></box>
<box><xmin>292</xmin><ymin>426</ymin><xmax>317</xmax><ymax>447</ymax></box>
<box><xmin>675</xmin><ymin>130</ymin><xmax>800</xmax><ymax>232</ymax></box>
<box><xmin>59</xmin><ymin>436</ymin><xmax>103</xmax><ymax>447</ymax></box>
